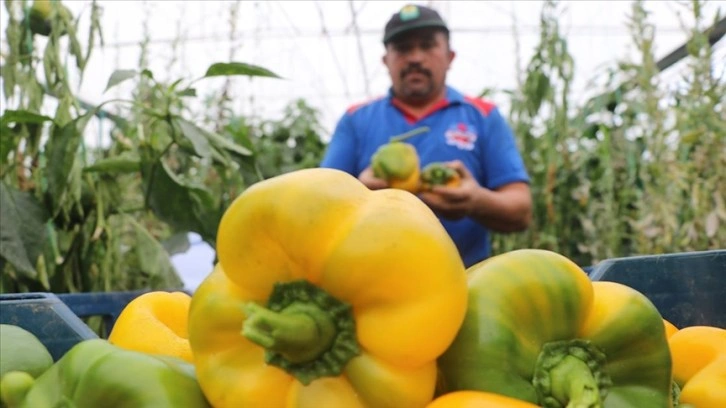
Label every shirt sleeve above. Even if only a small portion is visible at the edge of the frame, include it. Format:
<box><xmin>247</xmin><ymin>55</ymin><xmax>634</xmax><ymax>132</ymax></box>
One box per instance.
<box><xmin>480</xmin><ymin>107</ymin><xmax>530</xmax><ymax>189</ymax></box>
<box><xmin>319</xmin><ymin>112</ymin><xmax>359</xmax><ymax>176</ymax></box>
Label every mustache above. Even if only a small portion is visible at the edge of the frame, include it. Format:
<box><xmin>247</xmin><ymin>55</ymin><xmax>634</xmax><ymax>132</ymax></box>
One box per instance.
<box><xmin>401</xmin><ymin>64</ymin><xmax>432</xmax><ymax>79</ymax></box>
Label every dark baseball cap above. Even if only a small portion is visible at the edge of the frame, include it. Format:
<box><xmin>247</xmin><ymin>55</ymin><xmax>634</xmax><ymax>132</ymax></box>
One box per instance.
<box><xmin>383</xmin><ymin>4</ymin><xmax>449</xmax><ymax>45</ymax></box>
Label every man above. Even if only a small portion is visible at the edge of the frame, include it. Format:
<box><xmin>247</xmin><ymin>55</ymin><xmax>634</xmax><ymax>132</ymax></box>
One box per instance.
<box><xmin>320</xmin><ymin>4</ymin><xmax>532</xmax><ymax>268</ymax></box>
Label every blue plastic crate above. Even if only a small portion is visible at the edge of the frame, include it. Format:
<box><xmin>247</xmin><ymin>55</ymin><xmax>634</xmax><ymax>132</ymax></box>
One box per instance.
<box><xmin>588</xmin><ymin>249</ymin><xmax>726</xmax><ymax>329</ymax></box>
<box><xmin>56</xmin><ymin>289</ymin><xmax>155</xmax><ymax>331</ymax></box>
<box><xmin>0</xmin><ymin>292</ymin><xmax>98</xmax><ymax>361</ymax></box>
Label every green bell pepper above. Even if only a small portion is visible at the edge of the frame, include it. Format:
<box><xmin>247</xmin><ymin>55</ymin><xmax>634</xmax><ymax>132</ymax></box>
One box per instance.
<box><xmin>1</xmin><ymin>339</ymin><xmax>210</xmax><ymax>408</ymax></box>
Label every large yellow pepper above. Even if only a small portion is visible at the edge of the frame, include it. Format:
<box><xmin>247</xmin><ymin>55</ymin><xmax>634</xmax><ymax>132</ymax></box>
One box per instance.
<box><xmin>188</xmin><ymin>168</ymin><xmax>468</xmax><ymax>408</ymax></box>
<box><xmin>669</xmin><ymin>326</ymin><xmax>726</xmax><ymax>407</ymax></box>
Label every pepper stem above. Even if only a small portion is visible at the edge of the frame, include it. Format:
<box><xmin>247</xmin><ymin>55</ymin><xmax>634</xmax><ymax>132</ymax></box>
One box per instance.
<box><xmin>533</xmin><ymin>339</ymin><xmax>611</xmax><ymax>408</ymax></box>
<box><xmin>243</xmin><ymin>302</ymin><xmax>336</xmax><ymax>364</ymax></box>
<box><xmin>549</xmin><ymin>355</ymin><xmax>601</xmax><ymax>408</ymax></box>
<box><xmin>239</xmin><ymin>280</ymin><xmax>360</xmax><ymax>385</ymax></box>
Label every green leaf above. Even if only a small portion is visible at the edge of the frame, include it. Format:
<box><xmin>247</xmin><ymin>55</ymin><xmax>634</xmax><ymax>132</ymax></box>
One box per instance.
<box><xmin>142</xmin><ymin>157</ymin><xmax>221</xmax><ymax>245</ymax></box>
<box><xmin>0</xmin><ymin>109</ymin><xmax>55</xmax><ymax>127</ymax></box>
<box><xmin>161</xmin><ymin>232</ymin><xmax>191</xmax><ymax>255</ymax></box>
<box><xmin>140</xmin><ymin>69</ymin><xmax>154</xmax><ymax>81</ymax></box>
<box><xmin>45</xmin><ymin>113</ymin><xmax>93</xmax><ymax>212</ymax></box>
<box><xmin>0</xmin><ymin>125</ymin><xmax>19</xmax><ymax>166</ymax></box>
<box><xmin>168</xmin><ymin>78</ymin><xmax>185</xmax><ymax>91</ymax></box>
<box><xmin>177</xmin><ymin>88</ymin><xmax>196</xmax><ymax>97</ymax></box>
<box><xmin>205</xmin><ymin>125</ymin><xmax>253</xmax><ymax>157</ymax></box>
<box><xmin>64</xmin><ymin>12</ymin><xmax>84</xmax><ymax>71</ymax></box>
<box><xmin>203</xmin><ymin>62</ymin><xmax>283</xmax><ymax>79</ymax></box>
<box><xmin>175</xmin><ymin>118</ymin><xmax>212</xmax><ymax>160</ymax></box>
<box><xmin>68</xmin><ymin>157</ymin><xmax>83</xmax><ymax>211</ymax></box>
<box><xmin>84</xmin><ymin>156</ymin><xmax>141</xmax><ymax>174</ymax></box>
<box><xmin>1</xmin><ymin>13</ymin><xmax>20</xmax><ymax>100</ymax></box>
<box><xmin>104</xmin><ymin>69</ymin><xmax>138</xmax><ymax>93</ymax></box>
<box><xmin>43</xmin><ymin>37</ymin><xmax>57</xmax><ymax>88</ymax></box>
<box><xmin>128</xmin><ymin>217</ymin><xmax>183</xmax><ymax>289</ymax></box>
<box><xmin>0</xmin><ymin>183</ymin><xmax>49</xmax><ymax>279</ymax></box>
<box><xmin>224</xmin><ymin>117</ymin><xmax>256</xmax><ymax>152</ymax></box>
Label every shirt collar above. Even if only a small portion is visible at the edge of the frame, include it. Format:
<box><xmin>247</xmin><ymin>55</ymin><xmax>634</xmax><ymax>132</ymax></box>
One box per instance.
<box><xmin>386</xmin><ymin>85</ymin><xmax>463</xmax><ymax>123</ymax></box>
<box><xmin>386</xmin><ymin>85</ymin><xmax>464</xmax><ymax>104</ymax></box>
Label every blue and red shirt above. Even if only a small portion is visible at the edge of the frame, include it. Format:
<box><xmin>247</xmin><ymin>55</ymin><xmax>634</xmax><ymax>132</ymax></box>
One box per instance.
<box><xmin>320</xmin><ymin>86</ymin><xmax>530</xmax><ymax>267</ymax></box>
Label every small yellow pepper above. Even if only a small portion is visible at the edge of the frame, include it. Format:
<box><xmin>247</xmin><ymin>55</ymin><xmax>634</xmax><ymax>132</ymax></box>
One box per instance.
<box><xmin>371</xmin><ymin>142</ymin><xmax>421</xmax><ymax>193</ymax></box>
<box><xmin>420</xmin><ymin>162</ymin><xmax>461</xmax><ymax>191</ymax></box>
<box><xmin>426</xmin><ymin>391</ymin><xmax>540</xmax><ymax>408</ymax></box>
<box><xmin>669</xmin><ymin>326</ymin><xmax>726</xmax><ymax>407</ymax></box>
<box><xmin>108</xmin><ymin>291</ymin><xmax>193</xmax><ymax>363</ymax></box>
<box><xmin>663</xmin><ymin>319</ymin><xmax>679</xmax><ymax>339</ymax></box>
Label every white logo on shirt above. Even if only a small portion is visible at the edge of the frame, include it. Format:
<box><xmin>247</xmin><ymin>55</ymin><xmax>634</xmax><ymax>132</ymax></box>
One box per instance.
<box><xmin>445</xmin><ymin>122</ymin><xmax>477</xmax><ymax>151</ymax></box>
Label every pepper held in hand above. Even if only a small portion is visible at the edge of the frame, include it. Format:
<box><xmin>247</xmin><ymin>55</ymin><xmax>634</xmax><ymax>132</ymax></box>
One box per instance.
<box><xmin>420</xmin><ymin>162</ymin><xmax>461</xmax><ymax>191</ymax></box>
<box><xmin>188</xmin><ymin>168</ymin><xmax>468</xmax><ymax>408</ymax></box>
<box><xmin>371</xmin><ymin>142</ymin><xmax>421</xmax><ymax>193</ymax></box>
<box><xmin>438</xmin><ymin>249</ymin><xmax>673</xmax><ymax>408</ymax></box>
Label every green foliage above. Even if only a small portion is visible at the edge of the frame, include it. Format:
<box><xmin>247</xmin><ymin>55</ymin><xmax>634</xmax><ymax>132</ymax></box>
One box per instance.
<box><xmin>1</xmin><ymin>0</ymin><xmax>112</xmax><ymax>294</ymax></box>
<box><xmin>492</xmin><ymin>0</ymin><xmax>725</xmax><ymax>265</ymax></box>
<box><xmin>225</xmin><ymin>99</ymin><xmax>328</xmax><ymax>184</ymax></box>
<box><xmin>0</xmin><ymin>183</ymin><xmax>48</xmax><ymax>279</ymax></box>
<box><xmin>0</xmin><ymin>1</ymin><xmax>324</xmax><ymax>295</ymax></box>
<box><xmin>204</xmin><ymin>62</ymin><xmax>284</xmax><ymax>79</ymax></box>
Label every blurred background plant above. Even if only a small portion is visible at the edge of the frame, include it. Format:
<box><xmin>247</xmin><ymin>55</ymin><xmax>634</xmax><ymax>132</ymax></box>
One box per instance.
<box><xmin>0</xmin><ymin>0</ymin><xmax>326</xmax><ymax>301</ymax></box>
<box><xmin>490</xmin><ymin>0</ymin><xmax>725</xmax><ymax>267</ymax></box>
<box><xmin>1</xmin><ymin>0</ymin><xmax>723</xmax><ymax>302</ymax></box>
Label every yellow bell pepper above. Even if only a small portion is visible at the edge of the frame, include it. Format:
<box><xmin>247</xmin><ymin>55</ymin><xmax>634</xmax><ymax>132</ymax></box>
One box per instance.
<box><xmin>188</xmin><ymin>168</ymin><xmax>468</xmax><ymax>408</ymax></box>
<box><xmin>108</xmin><ymin>291</ymin><xmax>193</xmax><ymax>363</ymax></box>
<box><xmin>669</xmin><ymin>326</ymin><xmax>726</xmax><ymax>407</ymax></box>
<box><xmin>663</xmin><ymin>320</ymin><xmax>678</xmax><ymax>339</ymax></box>
<box><xmin>426</xmin><ymin>391</ymin><xmax>540</xmax><ymax>408</ymax></box>
<box><xmin>371</xmin><ymin>141</ymin><xmax>421</xmax><ymax>193</ymax></box>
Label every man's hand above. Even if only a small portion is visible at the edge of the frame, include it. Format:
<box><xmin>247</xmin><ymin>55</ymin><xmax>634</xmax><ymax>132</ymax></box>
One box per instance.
<box><xmin>358</xmin><ymin>166</ymin><xmax>389</xmax><ymax>190</ymax></box>
<box><xmin>418</xmin><ymin>160</ymin><xmax>477</xmax><ymax>220</ymax></box>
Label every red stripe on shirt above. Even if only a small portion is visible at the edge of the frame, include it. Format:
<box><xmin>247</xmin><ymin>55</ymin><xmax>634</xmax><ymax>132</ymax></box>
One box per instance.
<box><xmin>464</xmin><ymin>96</ymin><xmax>496</xmax><ymax>116</ymax></box>
<box><xmin>346</xmin><ymin>96</ymin><xmax>384</xmax><ymax>114</ymax></box>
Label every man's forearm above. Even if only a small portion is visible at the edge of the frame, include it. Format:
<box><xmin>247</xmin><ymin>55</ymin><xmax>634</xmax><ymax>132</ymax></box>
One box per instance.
<box><xmin>469</xmin><ymin>183</ymin><xmax>532</xmax><ymax>233</ymax></box>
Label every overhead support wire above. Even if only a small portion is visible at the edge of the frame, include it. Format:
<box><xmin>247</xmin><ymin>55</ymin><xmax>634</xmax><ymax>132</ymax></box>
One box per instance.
<box><xmin>583</xmin><ymin>14</ymin><xmax>726</xmax><ymax>114</ymax></box>
<box><xmin>315</xmin><ymin>1</ymin><xmax>352</xmax><ymax>99</ymax></box>
<box><xmin>347</xmin><ymin>0</ymin><xmax>371</xmax><ymax>98</ymax></box>
<box><xmin>101</xmin><ymin>25</ymin><xmax>692</xmax><ymax>48</ymax></box>
<box><xmin>17</xmin><ymin>5</ymin><xmax>724</xmax><ymax>129</ymax></box>
<box><xmin>656</xmin><ymin>16</ymin><xmax>726</xmax><ymax>71</ymax></box>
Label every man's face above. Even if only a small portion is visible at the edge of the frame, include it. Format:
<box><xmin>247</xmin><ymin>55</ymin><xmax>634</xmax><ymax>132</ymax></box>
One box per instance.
<box><xmin>383</xmin><ymin>28</ymin><xmax>455</xmax><ymax>104</ymax></box>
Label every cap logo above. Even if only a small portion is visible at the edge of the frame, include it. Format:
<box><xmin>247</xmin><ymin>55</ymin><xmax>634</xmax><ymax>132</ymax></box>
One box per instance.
<box><xmin>399</xmin><ymin>5</ymin><xmax>420</xmax><ymax>21</ymax></box>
